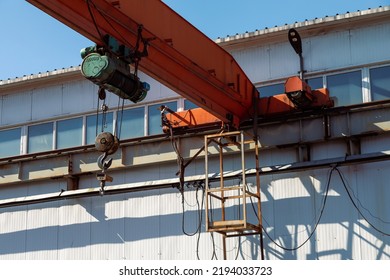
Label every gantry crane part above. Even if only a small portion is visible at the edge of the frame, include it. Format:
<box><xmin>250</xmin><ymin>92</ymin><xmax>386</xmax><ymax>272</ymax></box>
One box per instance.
<box><xmin>27</xmin><ymin>0</ymin><xmax>333</xmax><ymax>130</ymax></box>
<box><xmin>27</xmin><ymin>0</ymin><xmax>257</xmax><ymax>129</ymax></box>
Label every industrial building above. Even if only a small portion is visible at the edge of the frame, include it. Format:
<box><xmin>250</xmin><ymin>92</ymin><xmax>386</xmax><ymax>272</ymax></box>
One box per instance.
<box><xmin>0</xmin><ymin>4</ymin><xmax>390</xmax><ymax>260</ymax></box>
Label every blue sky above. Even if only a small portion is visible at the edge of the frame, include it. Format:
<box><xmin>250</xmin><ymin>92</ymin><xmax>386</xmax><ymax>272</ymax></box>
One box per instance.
<box><xmin>0</xmin><ymin>0</ymin><xmax>388</xmax><ymax>80</ymax></box>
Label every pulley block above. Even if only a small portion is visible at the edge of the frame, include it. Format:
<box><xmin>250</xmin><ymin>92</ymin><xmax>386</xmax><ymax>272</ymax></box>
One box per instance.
<box><xmin>95</xmin><ymin>132</ymin><xmax>119</xmax><ymax>155</ymax></box>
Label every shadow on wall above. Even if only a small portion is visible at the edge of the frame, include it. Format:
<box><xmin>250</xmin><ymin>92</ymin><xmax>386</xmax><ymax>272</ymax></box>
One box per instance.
<box><xmin>1</xmin><ymin>167</ymin><xmax>390</xmax><ymax>260</ymax></box>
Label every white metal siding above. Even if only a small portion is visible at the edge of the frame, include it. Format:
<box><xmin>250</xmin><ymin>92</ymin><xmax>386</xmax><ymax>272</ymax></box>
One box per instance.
<box><xmin>231</xmin><ymin>22</ymin><xmax>390</xmax><ymax>83</ymax></box>
<box><xmin>1</xmin><ymin>90</ymin><xmax>32</xmax><ymax>125</ymax></box>
<box><xmin>351</xmin><ymin>23</ymin><xmax>390</xmax><ymax>66</ymax></box>
<box><xmin>31</xmin><ymin>85</ymin><xmax>62</xmax><ymax>120</ymax></box>
<box><xmin>1</xmin><ymin>10</ymin><xmax>390</xmax><ymax>261</ymax></box>
<box><xmin>57</xmin><ymin>199</ymin><xmax>93</xmax><ymax>259</ymax></box>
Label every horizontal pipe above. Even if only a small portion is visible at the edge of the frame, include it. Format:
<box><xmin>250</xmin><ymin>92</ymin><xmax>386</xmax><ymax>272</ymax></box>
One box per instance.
<box><xmin>1</xmin><ymin>150</ymin><xmax>390</xmax><ymax>209</ymax></box>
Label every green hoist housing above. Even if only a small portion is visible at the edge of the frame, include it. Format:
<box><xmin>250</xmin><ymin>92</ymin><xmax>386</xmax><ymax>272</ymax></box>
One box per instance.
<box><xmin>80</xmin><ymin>40</ymin><xmax>150</xmax><ymax>103</ymax></box>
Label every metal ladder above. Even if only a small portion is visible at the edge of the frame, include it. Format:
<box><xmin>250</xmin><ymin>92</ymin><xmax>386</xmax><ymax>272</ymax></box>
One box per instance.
<box><xmin>204</xmin><ymin>130</ymin><xmax>264</xmax><ymax>259</ymax></box>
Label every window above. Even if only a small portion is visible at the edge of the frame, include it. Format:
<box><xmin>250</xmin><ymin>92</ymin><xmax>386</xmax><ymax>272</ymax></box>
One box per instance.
<box><xmin>184</xmin><ymin>100</ymin><xmax>198</xmax><ymax>110</ymax></box>
<box><xmin>148</xmin><ymin>101</ymin><xmax>177</xmax><ymax>135</ymax></box>
<box><xmin>327</xmin><ymin>71</ymin><xmax>362</xmax><ymax>107</ymax></box>
<box><xmin>307</xmin><ymin>77</ymin><xmax>323</xmax><ymax>89</ymax></box>
<box><xmin>370</xmin><ymin>65</ymin><xmax>390</xmax><ymax>101</ymax></box>
<box><xmin>258</xmin><ymin>83</ymin><xmax>284</xmax><ymax>98</ymax></box>
<box><xmin>118</xmin><ymin>107</ymin><xmax>145</xmax><ymax>139</ymax></box>
<box><xmin>28</xmin><ymin>122</ymin><xmax>53</xmax><ymax>153</ymax></box>
<box><xmin>57</xmin><ymin>117</ymin><xmax>83</xmax><ymax>149</ymax></box>
<box><xmin>0</xmin><ymin>128</ymin><xmax>21</xmax><ymax>158</ymax></box>
<box><xmin>86</xmin><ymin>113</ymin><xmax>113</xmax><ymax>145</ymax></box>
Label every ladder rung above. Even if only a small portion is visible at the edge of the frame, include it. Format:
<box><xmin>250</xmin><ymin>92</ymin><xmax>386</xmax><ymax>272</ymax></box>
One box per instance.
<box><xmin>207</xmin><ymin>186</ymin><xmax>242</xmax><ymax>192</ymax></box>
<box><xmin>211</xmin><ymin>220</ymin><xmax>245</xmax><ymax>228</ymax></box>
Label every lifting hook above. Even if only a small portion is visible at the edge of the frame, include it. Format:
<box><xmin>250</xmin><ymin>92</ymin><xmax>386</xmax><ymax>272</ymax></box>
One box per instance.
<box><xmin>95</xmin><ymin>132</ymin><xmax>119</xmax><ymax>195</ymax></box>
<box><xmin>97</xmin><ymin>152</ymin><xmax>113</xmax><ymax>171</ymax></box>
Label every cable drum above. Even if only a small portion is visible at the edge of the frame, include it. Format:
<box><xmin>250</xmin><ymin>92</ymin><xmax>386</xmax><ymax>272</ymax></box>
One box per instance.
<box><xmin>95</xmin><ymin>132</ymin><xmax>119</xmax><ymax>155</ymax></box>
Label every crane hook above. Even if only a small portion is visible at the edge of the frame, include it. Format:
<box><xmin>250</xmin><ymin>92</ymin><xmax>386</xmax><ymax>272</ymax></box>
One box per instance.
<box><xmin>94</xmin><ymin>132</ymin><xmax>119</xmax><ymax>195</ymax></box>
<box><xmin>97</xmin><ymin>152</ymin><xmax>113</xmax><ymax>170</ymax></box>
<box><xmin>95</xmin><ymin>131</ymin><xmax>119</xmax><ymax>170</ymax></box>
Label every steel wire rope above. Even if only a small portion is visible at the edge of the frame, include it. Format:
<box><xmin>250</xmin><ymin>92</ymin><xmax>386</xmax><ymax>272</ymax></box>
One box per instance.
<box><xmin>87</xmin><ymin>0</ymin><xmax>114</xmax><ymax>139</ymax></box>
<box><xmin>95</xmin><ymin>95</ymin><xmax>100</xmax><ymax>137</ymax></box>
<box><xmin>114</xmin><ymin>95</ymin><xmax>126</xmax><ymax>140</ymax></box>
<box><xmin>87</xmin><ymin>0</ymin><xmax>143</xmax><ymax>141</ymax></box>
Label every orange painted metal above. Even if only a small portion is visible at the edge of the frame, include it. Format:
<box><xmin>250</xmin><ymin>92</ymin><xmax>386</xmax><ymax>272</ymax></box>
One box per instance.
<box><xmin>163</xmin><ymin>108</ymin><xmax>222</xmax><ymax>133</ymax></box>
<box><xmin>284</xmin><ymin>76</ymin><xmax>312</xmax><ymax>96</ymax></box>
<box><xmin>258</xmin><ymin>76</ymin><xmax>333</xmax><ymax>115</ymax></box>
<box><xmin>27</xmin><ymin>0</ymin><xmax>334</xmax><ymax>129</ymax></box>
<box><xmin>259</xmin><ymin>94</ymin><xmax>296</xmax><ymax>115</ymax></box>
<box><xmin>27</xmin><ymin>0</ymin><xmax>256</xmax><ymax>128</ymax></box>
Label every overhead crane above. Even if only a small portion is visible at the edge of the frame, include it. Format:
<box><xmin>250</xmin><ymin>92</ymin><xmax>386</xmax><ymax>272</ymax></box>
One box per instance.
<box><xmin>26</xmin><ymin>0</ymin><xmax>333</xmax><ymax>260</ymax></box>
<box><xmin>26</xmin><ymin>0</ymin><xmax>332</xmax><ymax>129</ymax></box>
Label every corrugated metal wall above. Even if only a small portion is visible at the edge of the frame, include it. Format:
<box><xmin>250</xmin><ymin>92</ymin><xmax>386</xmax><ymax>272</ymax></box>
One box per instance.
<box><xmin>1</xmin><ymin>14</ymin><xmax>390</xmax><ymax>260</ymax></box>
<box><xmin>231</xmin><ymin>22</ymin><xmax>390</xmax><ymax>83</ymax></box>
<box><xmin>2</xmin><ymin>160</ymin><xmax>389</xmax><ymax>260</ymax></box>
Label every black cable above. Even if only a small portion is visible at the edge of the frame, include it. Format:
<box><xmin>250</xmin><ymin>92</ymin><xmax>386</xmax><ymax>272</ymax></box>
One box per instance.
<box><xmin>181</xmin><ymin>184</ymin><xmax>204</xmax><ymax>237</ymax></box>
<box><xmin>90</xmin><ymin>0</ymin><xmax>133</xmax><ymax>54</ymax></box>
<box><xmin>91</xmin><ymin>1</ymin><xmax>150</xmax><ymax>70</ymax></box>
<box><xmin>251</xmin><ymin>166</ymin><xmax>334</xmax><ymax>251</ymax></box>
<box><xmin>334</xmin><ymin>167</ymin><xmax>390</xmax><ymax>236</ymax></box>
<box><xmin>207</xmin><ymin>190</ymin><xmax>219</xmax><ymax>260</ymax></box>
<box><xmin>86</xmin><ymin>0</ymin><xmax>111</xmax><ymax>51</ymax></box>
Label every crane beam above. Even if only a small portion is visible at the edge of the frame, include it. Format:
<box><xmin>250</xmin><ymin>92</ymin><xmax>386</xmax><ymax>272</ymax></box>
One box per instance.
<box><xmin>27</xmin><ymin>0</ymin><xmax>257</xmax><ymax>128</ymax></box>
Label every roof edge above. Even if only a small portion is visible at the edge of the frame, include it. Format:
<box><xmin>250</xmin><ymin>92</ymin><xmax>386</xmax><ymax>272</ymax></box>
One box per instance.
<box><xmin>216</xmin><ymin>6</ymin><xmax>390</xmax><ymax>47</ymax></box>
<box><xmin>0</xmin><ymin>66</ymin><xmax>82</xmax><ymax>93</ymax></box>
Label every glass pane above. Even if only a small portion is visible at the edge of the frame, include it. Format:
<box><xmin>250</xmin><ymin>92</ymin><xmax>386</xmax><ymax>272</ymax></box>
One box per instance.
<box><xmin>257</xmin><ymin>83</ymin><xmax>284</xmax><ymax>98</ymax></box>
<box><xmin>57</xmin><ymin>117</ymin><xmax>83</xmax><ymax>149</ymax></box>
<box><xmin>327</xmin><ymin>71</ymin><xmax>362</xmax><ymax>107</ymax></box>
<box><xmin>149</xmin><ymin>101</ymin><xmax>177</xmax><ymax>135</ymax></box>
<box><xmin>117</xmin><ymin>107</ymin><xmax>145</xmax><ymax>139</ymax></box>
<box><xmin>86</xmin><ymin>112</ymin><xmax>113</xmax><ymax>145</ymax></box>
<box><xmin>184</xmin><ymin>100</ymin><xmax>198</xmax><ymax>110</ymax></box>
<box><xmin>370</xmin><ymin>66</ymin><xmax>390</xmax><ymax>101</ymax></box>
<box><xmin>0</xmin><ymin>128</ymin><xmax>21</xmax><ymax>158</ymax></box>
<box><xmin>307</xmin><ymin>77</ymin><xmax>323</xmax><ymax>89</ymax></box>
<box><xmin>28</xmin><ymin>122</ymin><xmax>53</xmax><ymax>153</ymax></box>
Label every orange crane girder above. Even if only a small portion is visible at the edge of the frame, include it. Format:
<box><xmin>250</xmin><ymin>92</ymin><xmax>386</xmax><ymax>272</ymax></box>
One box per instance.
<box><xmin>27</xmin><ymin>0</ymin><xmax>257</xmax><ymax>128</ymax></box>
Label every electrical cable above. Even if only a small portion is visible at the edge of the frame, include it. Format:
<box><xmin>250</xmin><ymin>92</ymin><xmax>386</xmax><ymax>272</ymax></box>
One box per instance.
<box><xmin>90</xmin><ymin>0</ymin><xmax>134</xmax><ymax>56</ymax></box>
<box><xmin>86</xmin><ymin>0</ymin><xmax>112</xmax><ymax>52</ymax></box>
<box><xmin>334</xmin><ymin>167</ymin><xmax>390</xmax><ymax>236</ymax></box>
<box><xmin>162</xmin><ymin>109</ymin><xmax>215</xmax><ymax>259</ymax></box>
<box><xmin>334</xmin><ymin>167</ymin><xmax>390</xmax><ymax>225</ymax></box>
<box><xmin>207</xmin><ymin>190</ymin><xmax>219</xmax><ymax>260</ymax></box>
<box><xmin>251</xmin><ymin>165</ymin><xmax>390</xmax><ymax>253</ymax></box>
<box><xmin>92</xmin><ymin>2</ymin><xmax>150</xmax><ymax>74</ymax></box>
<box><xmin>250</xmin><ymin>166</ymin><xmax>335</xmax><ymax>251</ymax></box>
<box><xmin>181</xmin><ymin>184</ymin><xmax>204</xmax><ymax>237</ymax></box>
